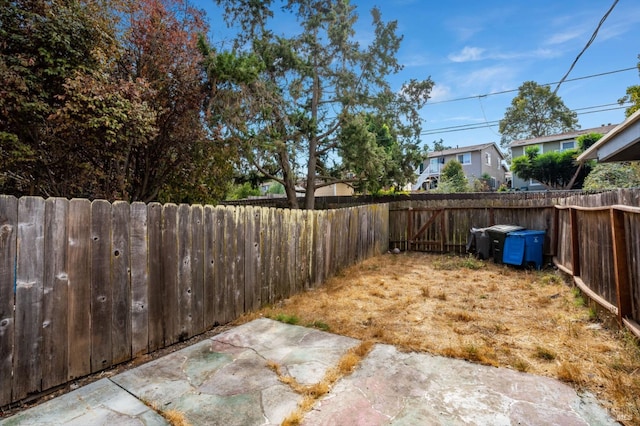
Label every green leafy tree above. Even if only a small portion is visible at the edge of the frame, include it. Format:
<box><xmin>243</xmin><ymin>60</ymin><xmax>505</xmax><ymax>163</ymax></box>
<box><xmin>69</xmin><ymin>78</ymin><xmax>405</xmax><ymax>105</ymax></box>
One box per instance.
<box><xmin>618</xmin><ymin>55</ymin><xmax>640</xmax><ymax>117</ymax></box>
<box><xmin>435</xmin><ymin>160</ymin><xmax>469</xmax><ymax>193</ymax></box>
<box><xmin>209</xmin><ymin>0</ymin><xmax>433</xmax><ymax>209</ymax></box>
<box><xmin>576</xmin><ymin>133</ymin><xmax>603</xmax><ymax>152</ymax></box>
<box><xmin>432</xmin><ymin>139</ymin><xmax>451</xmax><ymax>151</ymax></box>
<box><xmin>339</xmin><ymin>113</ymin><xmax>425</xmax><ymax>194</ymax></box>
<box><xmin>226</xmin><ymin>182</ymin><xmax>261</xmax><ymax>200</ymax></box>
<box><xmin>499</xmin><ymin>81</ymin><xmax>579</xmax><ymax>148</ymax></box>
<box><xmin>511</xmin><ymin>146</ymin><xmax>591</xmax><ymax>190</ymax></box>
<box><xmin>583</xmin><ymin>162</ymin><xmax>640</xmax><ymax>191</ymax></box>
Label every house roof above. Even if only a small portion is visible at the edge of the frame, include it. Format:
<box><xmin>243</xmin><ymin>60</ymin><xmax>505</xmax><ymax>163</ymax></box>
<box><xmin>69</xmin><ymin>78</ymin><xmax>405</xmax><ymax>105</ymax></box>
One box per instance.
<box><xmin>427</xmin><ymin>142</ymin><xmax>505</xmax><ymax>160</ymax></box>
<box><xmin>578</xmin><ymin>109</ymin><xmax>640</xmax><ymax>163</ymax></box>
<box><xmin>509</xmin><ymin>124</ymin><xmax>618</xmax><ymax>148</ymax></box>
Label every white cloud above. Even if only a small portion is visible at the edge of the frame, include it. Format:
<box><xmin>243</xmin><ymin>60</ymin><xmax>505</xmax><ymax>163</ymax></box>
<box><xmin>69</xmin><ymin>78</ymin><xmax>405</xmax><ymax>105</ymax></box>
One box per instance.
<box><xmin>448</xmin><ymin>46</ymin><xmax>486</xmax><ymax>63</ymax></box>
<box><xmin>447</xmin><ymin>46</ymin><xmax>560</xmax><ymax>64</ymax></box>
<box><xmin>545</xmin><ymin>27</ymin><xmax>586</xmax><ymax>45</ymax></box>
<box><xmin>428</xmin><ymin>84</ymin><xmax>451</xmax><ymax>102</ymax></box>
<box><xmin>402</xmin><ymin>53</ymin><xmax>432</xmax><ymax>67</ymax></box>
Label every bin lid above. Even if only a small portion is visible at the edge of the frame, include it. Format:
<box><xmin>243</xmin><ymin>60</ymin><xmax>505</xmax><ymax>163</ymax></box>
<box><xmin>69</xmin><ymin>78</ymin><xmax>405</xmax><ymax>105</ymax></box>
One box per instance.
<box><xmin>508</xmin><ymin>230</ymin><xmax>546</xmax><ymax>237</ymax></box>
<box><xmin>486</xmin><ymin>225</ymin><xmax>525</xmax><ymax>234</ymax></box>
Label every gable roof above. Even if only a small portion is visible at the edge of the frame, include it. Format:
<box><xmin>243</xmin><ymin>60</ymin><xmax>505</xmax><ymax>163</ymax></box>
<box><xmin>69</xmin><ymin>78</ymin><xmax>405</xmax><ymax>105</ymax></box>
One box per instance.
<box><xmin>427</xmin><ymin>142</ymin><xmax>504</xmax><ymax>160</ymax></box>
<box><xmin>578</xmin><ymin>109</ymin><xmax>640</xmax><ymax>163</ymax></box>
<box><xmin>509</xmin><ymin>124</ymin><xmax>618</xmax><ymax>148</ymax></box>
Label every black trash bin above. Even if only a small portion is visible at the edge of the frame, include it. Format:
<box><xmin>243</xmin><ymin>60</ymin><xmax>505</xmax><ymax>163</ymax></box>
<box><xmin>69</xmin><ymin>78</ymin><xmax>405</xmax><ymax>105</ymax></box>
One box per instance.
<box><xmin>486</xmin><ymin>225</ymin><xmax>525</xmax><ymax>264</ymax></box>
<box><xmin>467</xmin><ymin>228</ymin><xmax>492</xmax><ymax>260</ymax></box>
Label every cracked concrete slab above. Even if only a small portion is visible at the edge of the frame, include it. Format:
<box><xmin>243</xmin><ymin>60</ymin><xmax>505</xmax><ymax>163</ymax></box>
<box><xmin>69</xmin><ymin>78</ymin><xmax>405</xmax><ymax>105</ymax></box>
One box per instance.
<box><xmin>111</xmin><ymin>318</ymin><xmax>360</xmax><ymax>426</ymax></box>
<box><xmin>304</xmin><ymin>343</ymin><xmax>618</xmax><ymax>426</ymax></box>
<box><xmin>1</xmin><ymin>319</ymin><xmax>619</xmax><ymax>425</ymax></box>
<box><xmin>0</xmin><ymin>378</ymin><xmax>167</xmax><ymax>426</ymax></box>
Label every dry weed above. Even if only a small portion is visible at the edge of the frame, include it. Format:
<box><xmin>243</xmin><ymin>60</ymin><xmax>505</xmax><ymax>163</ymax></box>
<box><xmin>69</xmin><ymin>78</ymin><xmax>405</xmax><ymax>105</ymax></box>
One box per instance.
<box><xmin>236</xmin><ymin>252</ymin><xmax>640</xmax><ymax>424</ymax></box>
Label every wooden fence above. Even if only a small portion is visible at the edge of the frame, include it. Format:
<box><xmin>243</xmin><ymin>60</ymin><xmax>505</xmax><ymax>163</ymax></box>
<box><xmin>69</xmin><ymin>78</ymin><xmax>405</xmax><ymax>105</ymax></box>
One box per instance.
<box><xmin>554</xmin><ymin>204</ymin><xmax>640</xmax><ymax>338</ymax></box>
<box><xmin>388</xmin><ymin>189</ymin><xmax>640</xmax><ymax>340</ymax></box>
<box><xmin>0</xmin><ymin>196</ymin><xmax>389</xmax><ymax>407</ymax></box>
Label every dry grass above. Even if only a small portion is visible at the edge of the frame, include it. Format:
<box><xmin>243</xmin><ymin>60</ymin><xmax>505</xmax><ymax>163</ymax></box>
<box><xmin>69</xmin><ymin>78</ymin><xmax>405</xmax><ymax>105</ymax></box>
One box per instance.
<box><xmin>237</xmin><ymin>252</ymin><xmax>640</xmax><ymax>425</ymax></box>
<box><xmin>275</xmin><ymin>341</ymin><xmax>374</xmax><ymax>425</ymax></box>
<box><xmin>141</xmin><ymin>400</ymin><xmax>191</xmax><ymax>426</ymax></box>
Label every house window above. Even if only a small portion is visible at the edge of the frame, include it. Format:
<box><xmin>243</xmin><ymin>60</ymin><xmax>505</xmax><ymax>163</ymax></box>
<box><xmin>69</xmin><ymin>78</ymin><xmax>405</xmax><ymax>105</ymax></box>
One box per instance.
<box><xmin>560</xmin><ymin>141</ymin><xmax>575</xmax><ymax>151</ymax></box>
<box><xmin>485</xmin><ymin>152</ymin><xmax>491</xmax><ymax>166</ymax></box>
<box><xmin>429</xmin><ymin>158</ymin><xmax>442</xmax><ymax>174</ymax></box>
<box><xmin>457</xmin><ymin>153</ymin><xmax>471</xmax><ymax>165</ymax></box>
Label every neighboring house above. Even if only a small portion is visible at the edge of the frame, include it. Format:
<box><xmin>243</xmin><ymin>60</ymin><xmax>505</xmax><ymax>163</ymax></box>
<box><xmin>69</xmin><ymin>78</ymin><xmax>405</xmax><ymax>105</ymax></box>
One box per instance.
<box><xmin>314</xmin><ymin>182</ymin><xmax>355</xmax><ymax>197</ymax></box>
<box><xmin>509</xmin><ymin>124</ymin><xmax>617</xmax><ymax>190</ymax></box>
<box><xmin>578</xmin><ymin>110</ymin><xmax>640</xmax><ymax>163</ymax></box>
<box><xmin>413</xmin><ymin>142</ymin><xmax>507</xmax><ymax>191</ymax></box>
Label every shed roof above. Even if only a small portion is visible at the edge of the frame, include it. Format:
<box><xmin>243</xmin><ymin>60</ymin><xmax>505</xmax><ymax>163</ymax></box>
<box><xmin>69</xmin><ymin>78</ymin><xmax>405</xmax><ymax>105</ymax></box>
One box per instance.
<box><xmin>577</xmin><ymin>109</ymin><xmax>640</xmax><ymax>162</ymax></box>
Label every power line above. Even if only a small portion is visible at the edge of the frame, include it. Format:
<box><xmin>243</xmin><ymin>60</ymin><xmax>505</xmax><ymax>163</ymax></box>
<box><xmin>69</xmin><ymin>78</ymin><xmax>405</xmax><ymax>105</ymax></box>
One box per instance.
<box><xmin>420</xmin><ymin>103</ymin><xmax>629</xmax><ymax>136</ymax></box>
<box><xmin>553</xmin><ymin>0</ymin><xmax>619</xmax><ymax>94</ymax></box>
<box><xmin>427</xmin><ymin>67</ymin><xmax>635</xmax><ymax>106</ymax></box>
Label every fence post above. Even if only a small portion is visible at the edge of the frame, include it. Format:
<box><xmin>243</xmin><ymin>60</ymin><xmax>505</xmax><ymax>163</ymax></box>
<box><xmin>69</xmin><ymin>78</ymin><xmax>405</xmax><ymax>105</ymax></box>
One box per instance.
<box><xmin>569</xmin><ymin>208</ymin><xmax>581</xmax><ymax>277</ymax></box>
<box><xmin>610</xmin><ymin>207</ymin><xmax>631</xmax><ymax>324</ymax></box>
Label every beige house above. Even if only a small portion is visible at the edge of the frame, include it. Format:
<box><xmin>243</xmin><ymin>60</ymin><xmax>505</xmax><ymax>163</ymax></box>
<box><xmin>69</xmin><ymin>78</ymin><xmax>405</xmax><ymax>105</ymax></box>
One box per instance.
<box><xmin>509</xmin><ymin>124</ymin><xmax>617</xmax><ymax>190</ymax></box>
<box><xmin>413</xmin><ymin>142</ymin><xmax>507</xmax><ymax>191</ymax></box>
<box><xmin>314</xmin><ymin>182</ymin><xmax>355</xmax><ymax>197</ymax></box>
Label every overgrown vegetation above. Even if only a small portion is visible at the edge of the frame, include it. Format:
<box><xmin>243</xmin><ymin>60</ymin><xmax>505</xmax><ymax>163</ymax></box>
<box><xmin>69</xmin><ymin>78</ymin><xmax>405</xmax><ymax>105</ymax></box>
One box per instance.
<box><xmin>237</xmin><ymin>253</ymin><xmax>640</xmax><ymax>424</ymax></box>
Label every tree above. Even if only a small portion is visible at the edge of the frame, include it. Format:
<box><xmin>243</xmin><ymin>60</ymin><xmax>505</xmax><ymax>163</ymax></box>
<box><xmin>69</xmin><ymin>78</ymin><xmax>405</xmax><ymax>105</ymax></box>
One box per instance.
<box><xmin>209</xmin><ymin>0</ymin><xmax>433</xmax><ymax>209</ymax></box>
<box><xmin>511</xmin><ymin>146</ymin><xmax>591</xmax><ymax>190</ymax></box>
<box><xmin>338</xmin><ymin>113</ymin><xmax>424</xmax><ymax>194</ymax></box>
<box><xmin>583</xmin><ymin>163</ymin><xmax>640</xmax><ymax>191</ymax></box>
<box><xmin>432</xmin><ymin>139</ymin><xmax>452</xmax><ymax>151</ymax></box>
<box><xmin>618</xmin><ymin>55</ymin><xmax>640</xmax><ymax>117</ymax></box>
<box><xmin>117</xmin><ymin>0</ymin><xmax>234</xmax><ymax>203</ymax></box>
<box><xmin>435</xmin><ymin>160</ymin><xmax>468</xmax><ymax>193</ymax></box>
<box><xmin>1</xmin><ymin>0</ymin><xmax>234</xmax><ymax>203</ymax></box>
<box><xmin>0</xmin><ymin>0</ymin><xmax>120</xmax><ymax>196</ymax></box>
<box><xmin>499</xmin><ymin>81</ymin><xmax>579</xmax><ymax>148</ymax></box>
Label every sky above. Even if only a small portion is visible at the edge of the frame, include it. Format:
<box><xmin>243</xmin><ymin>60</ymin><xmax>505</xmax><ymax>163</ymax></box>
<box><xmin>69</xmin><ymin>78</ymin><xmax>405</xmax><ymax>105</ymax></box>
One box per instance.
<box><xmin>195</xmin><ymin>0</ymin><xmax>640</xmax><ymax>153</ymax></box>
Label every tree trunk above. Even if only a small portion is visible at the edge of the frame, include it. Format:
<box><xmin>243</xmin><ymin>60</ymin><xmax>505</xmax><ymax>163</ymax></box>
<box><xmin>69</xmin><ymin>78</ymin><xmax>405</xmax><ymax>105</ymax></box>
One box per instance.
<box><xmin>278</xmin><ymin>146</ymin><xmax>299</xmax><ymax>209</ymax></box>
<box><xmin>304</xmin><ymin>70</ymin><xmax>320</xmax><ymax>210</ymax></box>
<box><xmin>565</xmin><ymin>162</ymin><xmax>584</xmax><ymax>190</ymax></box>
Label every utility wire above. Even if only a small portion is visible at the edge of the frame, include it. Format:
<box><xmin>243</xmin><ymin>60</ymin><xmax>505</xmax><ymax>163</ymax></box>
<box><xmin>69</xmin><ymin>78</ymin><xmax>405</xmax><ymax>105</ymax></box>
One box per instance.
<box><xmin>553</xmin><ymin>0</ymin><xmax>619</xmax><ymax>94</ymax></box>
<box><xmin>421</xmin><ymin>103</ymin><xmax>629</xmax><ymax>136</ymax></box>
<box><xmin>428</xmin><ymin>67</ymin><xmax>634</xmax><ymax>105</ymax></box>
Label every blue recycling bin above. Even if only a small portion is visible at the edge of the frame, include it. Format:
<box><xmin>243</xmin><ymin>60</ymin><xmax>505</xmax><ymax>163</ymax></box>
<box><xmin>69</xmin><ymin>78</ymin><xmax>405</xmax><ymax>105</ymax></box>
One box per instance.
<box><xmin>503</xmin><ymin>230</ymin><xmax>546</xmax><ymax>270</ymax></box>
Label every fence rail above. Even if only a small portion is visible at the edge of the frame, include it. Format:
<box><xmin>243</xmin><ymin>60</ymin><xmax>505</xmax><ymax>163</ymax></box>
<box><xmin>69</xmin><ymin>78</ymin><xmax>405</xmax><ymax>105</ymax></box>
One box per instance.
<box><xmin>0</xmin><ymin>196</ymin><xmax>388</xmax><ymax>407</ymax></box>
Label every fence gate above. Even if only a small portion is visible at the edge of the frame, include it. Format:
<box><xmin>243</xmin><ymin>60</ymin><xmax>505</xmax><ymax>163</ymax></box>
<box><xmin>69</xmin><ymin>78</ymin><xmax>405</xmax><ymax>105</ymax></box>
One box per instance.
<box><xmin>389</xmin><ymin>208</ymin><xmax>452</xmax><ymax>252</ymax></box>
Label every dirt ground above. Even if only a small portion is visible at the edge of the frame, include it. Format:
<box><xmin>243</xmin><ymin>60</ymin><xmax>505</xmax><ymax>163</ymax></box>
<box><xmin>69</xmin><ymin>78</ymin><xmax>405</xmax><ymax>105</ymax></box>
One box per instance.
<box><xmin>237</xmin><ymin>252</ymin><xmax>640</xmax><ymax>425</ymax></box>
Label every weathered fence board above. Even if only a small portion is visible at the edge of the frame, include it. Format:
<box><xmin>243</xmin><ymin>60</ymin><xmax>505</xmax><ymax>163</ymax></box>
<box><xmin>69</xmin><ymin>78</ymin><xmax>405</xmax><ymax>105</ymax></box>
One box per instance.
<box><xmin>42</xmin><ymin>198</ymin><xmax>69</xmax><ymax>390</ymax></box>
<box><xmin>191</xmin><ymin>204</ymin><xmax>205</xmax><ymax>336</ymax></box>
<box><xmin>14</xmin><ymin>196</ymin><xmax>45</xmax><ymax>400</ymax></box>
<box><xmin>203</xmin><ymin>205</ymin><xmax>216</xmax><ymax>326</ymax></box>
<box><xmin>162</xmin><ymin>204</ymin><xmax>179</xmax><ymax>346</ymax></box>
<box><xmin>112</xmin><ymin>201</ymin><xmax>131</xmax><ymax>365</ymax></box>
<box><xmin>91</xmin><ymin>200</ymin><xmax>112</xmax><ymax>373</ymax></box>
<box><xmin>147</xmin><ymin>202</ymin><xmax>163</xmax><ymax>352</ymax></box>
<box><xmin>130</xmin><ymin>202</ymin><xmax>148</xmax><ymax>357</ymax></box>
<box><xmin>213</xmin><ymin>207</ymin><xmax>226</xmax><ymax>324</ymax></box>
<box><xmin>0</xmin><ymin>195</ymin><xmax>17</xmax><ymax>407</ymax></box>
<box><xmin>177</xmin><ymin>203</ymin><xmax>193</xmax><ymax>341</ymax></box>
<box><xmin>626</xmin><ymin>212</ymin><xmax>640</xmax><ymax>321</ymax></box>
<box><xmin>67</xmin><ymin>199</ymin><xmax>91</xmax><ymax>380</ymax></box>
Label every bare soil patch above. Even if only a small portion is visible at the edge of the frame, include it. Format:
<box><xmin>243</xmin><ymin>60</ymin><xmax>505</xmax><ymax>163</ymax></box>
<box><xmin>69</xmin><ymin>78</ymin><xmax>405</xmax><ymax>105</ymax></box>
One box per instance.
<box><xmin>236</xmin><ymin>252</ymin><xmax>640</xmax><ymax>425</ymax></box>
